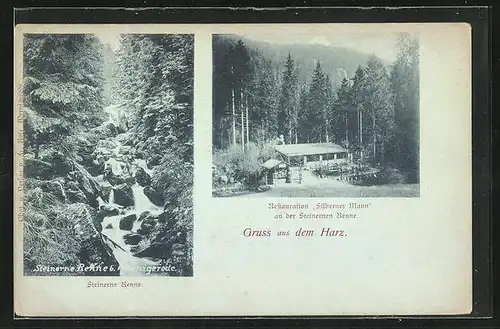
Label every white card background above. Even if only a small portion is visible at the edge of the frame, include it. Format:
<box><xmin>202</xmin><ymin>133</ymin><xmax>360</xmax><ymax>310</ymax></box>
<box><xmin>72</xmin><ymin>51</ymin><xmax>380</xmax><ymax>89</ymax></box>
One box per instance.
<box><xmin>14</xmin><ymin>23</ymin><xmax>472</xmax><ymax>316</ymax></box>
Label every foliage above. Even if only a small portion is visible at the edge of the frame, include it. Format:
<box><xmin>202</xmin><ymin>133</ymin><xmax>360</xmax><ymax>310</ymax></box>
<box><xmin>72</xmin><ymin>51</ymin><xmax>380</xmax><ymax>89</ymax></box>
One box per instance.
<box><xmin>116</xmin><ymin>34</ymin><xmax>194</xmax><ymax>163</ymax></box>
<box><xmin>23</xmin><ymin>34</ymin><xmax>106</xmax><ymax>159</ymax></box>
<box><xmin>213</xmin><ymin>36</ymin><xmax>280</xmax><ymax>148</ymax></box>
<box><xmin>277</xmin><ymin>53</ymin><xmax>299</xmax><ymax>144</ymax></box>
<box><xmin>22</xmin><ymin>34</ymin><xmax>108</xmax><ymax>273</ymax></box>
<box><xmin>390</xmin><ymin>33</ymin><xmax>420</xmax><ymax>180</ymax></box>
<box><xmin>300</xmin><ymin>61</ymin><xmax>334</xmax><ymax>143</ymax></box>
<box><xmin>23</xmin><ymin>187</ymin><xmax>95</xmax><ymax>274</ymax></box>
<box><xmin>213</xmin><ymin>142</ymin><xmax>275</xmax><ymax>186</ymax></box>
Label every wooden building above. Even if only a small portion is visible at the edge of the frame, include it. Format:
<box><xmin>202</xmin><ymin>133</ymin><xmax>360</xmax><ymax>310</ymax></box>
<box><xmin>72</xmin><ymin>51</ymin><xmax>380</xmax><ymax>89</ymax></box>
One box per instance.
<box><xmin>274</xmin><ymin>142</ymin><xmax>348</xmax><ymax>169</ymax></box>
<box><xmin>261</xmin><ymin>159</ymin><xmax>287</xmax><ymax>185</ymax></box>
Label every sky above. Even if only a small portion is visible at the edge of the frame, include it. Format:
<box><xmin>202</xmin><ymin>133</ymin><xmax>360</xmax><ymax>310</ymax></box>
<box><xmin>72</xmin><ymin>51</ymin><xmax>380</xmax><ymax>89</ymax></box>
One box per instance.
<box><xmin>234</xmin><ymin>31</ymin><xmax>404</xmax><ymax>63</ymax></box>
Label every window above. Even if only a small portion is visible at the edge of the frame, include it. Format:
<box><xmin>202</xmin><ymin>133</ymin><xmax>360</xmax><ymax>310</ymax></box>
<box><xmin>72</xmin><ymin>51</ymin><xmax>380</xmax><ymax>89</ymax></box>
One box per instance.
<box><xmin>290</xmin><ymin>156</ymin><xmax>303</xmax><ymax>166</ymax></box>
<box><xmin>307</xmin><ymin>154</ymin><xmax>320</xmax><ymax>162</ymax></box>
<box><xmin>324</xmin><ymin>153</ymin><xmax>335</xmax><ymax>160</ymax></box>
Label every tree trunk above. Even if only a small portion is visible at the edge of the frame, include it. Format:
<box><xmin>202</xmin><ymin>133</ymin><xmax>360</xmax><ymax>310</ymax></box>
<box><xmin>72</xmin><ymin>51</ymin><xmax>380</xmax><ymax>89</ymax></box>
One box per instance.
<box><xmin>34</xmin><ymin>135</ymin><xmax>40</xmax><ymax>159</ymax></box>
<box><xmin>245</xmin><ymin>94</ymin><xmax>249</xmax><ymax>147</ymax></box>
<box><xmin>220</xmin><ymin>117</ymin><xmax>224</xmax><ymax>149</ymax></box>
<box><xmin>359</xmin><ymin>107</ymin><xmax>363</xmax><ymax>162</ymax></box>
<box><xmin>359</xmin><ymin>109</ymin><xmax>363</xmax><ymax>145</ymax></box>
<box><xmin>372</xmin><ymin>114</ymin><xmax>376</xmax><ymax>162</ymax></box>
<box><xmin>240</xmin><ymin>90</ymin><xmax>245</xmax><ymax>151</ymax></box>
<box><xmin>345</xmin><ymin>112</ymin><xmax>349</xmax><ymax>146</ymax></box>
<box><xmin>381</xmin><ymin>141</ymin><xmax>385</xmax><ymax>164</ymax></box>
<box><xmin>231</xmin><ymin>88</ymin><xmax>236</xmax><ymax>146</ymax></box>
<box><xmin>325</xmin><ymin>119</ymin><xmax>329</xmax><ymax>143</ymax></box>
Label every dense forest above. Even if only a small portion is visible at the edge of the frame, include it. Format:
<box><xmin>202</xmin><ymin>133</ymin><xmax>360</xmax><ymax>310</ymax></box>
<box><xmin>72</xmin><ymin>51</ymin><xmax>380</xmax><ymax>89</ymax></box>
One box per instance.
<box><xmin>22</xmin><ymin>34</ymin><xmax>194</xmax><ymax>276</ymax></box>
<box><xmin>212</xmin><ymin>34</ymin><xmax>419</xmax><ymax>189</ymax></box>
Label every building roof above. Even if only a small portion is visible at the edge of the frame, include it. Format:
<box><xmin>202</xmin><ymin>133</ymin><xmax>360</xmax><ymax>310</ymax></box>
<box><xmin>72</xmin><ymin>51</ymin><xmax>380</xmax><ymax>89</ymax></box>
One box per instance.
<box><xmin>261</xmin><ymin>159</ymin><xmax>284</xmax><ymax>169</ymax></box>
<box><xmin>275</xmin><ymin>142</ymin><xmax>347</xmax><ymax>157</ymax></box>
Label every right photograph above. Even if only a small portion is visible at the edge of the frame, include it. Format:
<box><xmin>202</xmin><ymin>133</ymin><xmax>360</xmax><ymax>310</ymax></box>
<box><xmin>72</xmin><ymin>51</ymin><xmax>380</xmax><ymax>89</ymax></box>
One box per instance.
<box><xmin>212</xmin><ymin>31</ymin><xmax>420</xmax><ymax>198</ymax></box>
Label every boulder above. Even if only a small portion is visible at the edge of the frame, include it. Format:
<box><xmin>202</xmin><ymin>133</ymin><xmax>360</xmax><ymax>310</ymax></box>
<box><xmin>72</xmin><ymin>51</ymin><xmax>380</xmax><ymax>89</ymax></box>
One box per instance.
<box><xmin>115</xmin><ymin>132</ymin><xmax>132</xmax><ymax>145</ymax></box>
<box><xmin>66</xmin><ymin>202</ymin><xmax>100</xmax><ymax>235</ymax></box>
<box><xmin>219</xmin><ymin>174</ymin><xmax>228</xmax><ymax>184</ymax></box>
<box><xmin>124</xmin><ymin>176</ymin><xmax>136</xmax><ymax>185</ymax></box>
<box><xmin>165</xmin><ymin>216</ymin><xmax>179</xmax><ymax>230</ymax></box>
<box><xmin>137</xmin><ymin>221</ymin><xmax>154</xmax><ymax>235</ymax></box>
<box><xmin>133</xmin><ymin>242</ymin><xmax>170</xmax><ymax>259</ymax></box>
<box><xmin>129</xmin><ymin>245</ymin><xmax>140</xmax><ymax>253</ymax></box>
<box><xmin>112</xmin><ymin>184</ymin><xmax>134</xmax><ymax>208</ymax></box>
<box><xmin>158</xmin><ymin>212</ymin><xmax>167</xmax><ymax>224</ymax></box>
<box><xmin>135</xmin><ymin>150</ymin><xmax>145</xmax><ymax>159</ymax></box>
<box><xmin>103</xmin><ymin>167</ymin><xmax>127</xmax><ymax>186</ymax></box>
<box><xmin>116</xmin><ymin>116</ymin><xmax>129</xmax><ymax>134</ymax></box>
<box><xmin>68</xmin><ymin>162</ymin><xmax>101</xmax><ymax>208</ymax></box>
<box><xmin>105</xmin><ymin>223</ymin><xmax>113</xmax><ymax>229</ymax></box>
<box><xmin>24</xmin><ymin>158</ymin><xmax>54</xmax><ymax>179</ymax></box>
<box><xmin>99</xmin><ymin>181</ymin><xmax>113</xmax><ymax>202</ymax></box>
<box><xmin>136</xmin><ymin>211</ymin><xmax>160</xmax><ymax>235</ymax></box>
<box><xmin>118</xmin><ymin>145</ymin><xmax>132</xmax><ymax>155</ymax></box>
<box><xmin>65</xmin><ymin>181</ymin><xmax>88</xmax><ymax>204</ymax></box>
<box><xmin>40</xmin><ymin>179</ymin><xmax>67</xmax><ymax>202</ymax></box>
<box><xmin>92</xmin><ymin>147</ymin><xmax>113</xmax><ymax>160</ymax></box>
<box><xmin>78</xmin><ymin>236</ymin><xmax>120</xmax><ymax>276</ymax></box>
<box><xmin>123</xmin><ymin>233</ymin><xmax>142</xmax><ymax>245</ymax></box>
<box><xmin>96</xmin><ymin>139</ymin><xmax>118</xmax><ymax>151</ymax></box>
<box><xmin>143</xmin><ymin>186</ymin><xmax>163</xmax><ymax>207</ymax></box>
<box><xmin>135</xmin><ymin>141</ymin><xmax>145</xmax><ymax>151</ymax></box>
<box><xmin>88</xmin><ymin>159</ymin><xmax>106</xmax><ymax>177</ymax></box>
<box><xmin>143</xmin><ymin>212</ymin><xmax>160</xmax><ymax>224</ymax></box>
<box><xmin>138</xmin><ymin>217</ymin><xmax>158</xmax><ymax>235</ymax></box>
<box><xmin>135</xmin><ymin>168</ymin><xmax>152</xmax><ymax>187</ymax></box>
<box><xmin>119</xmin><ymin>214</ymin><xmax>137</xmax><ymax>230</ymax></box>
<box><xmin>134</xmin><ymin>224</ymin><xmax>187</xmax><ymax>259</ymax></box>
<box><xmin>40</xmin><ymin>152</ymin><xmax>73</xmax><ymax>176</ymax></box>
<box><xmin>146</xmin><ymin>155</ymin><xmax>161</xmax><ymax>168</ymax></box>
<box><xmin>97</xmin><ymin>203</ymin><xmax>120</xmax><ymax>217</ymax></box>
<box><xmin>138</xmin><ymin>211</ymin><xmax>151</xmax><ymax>221</ymax></box>
<box><xmin>92</xmin><ymin>122</ymin><xmax>119</xmax><ymax>139</ymax></box>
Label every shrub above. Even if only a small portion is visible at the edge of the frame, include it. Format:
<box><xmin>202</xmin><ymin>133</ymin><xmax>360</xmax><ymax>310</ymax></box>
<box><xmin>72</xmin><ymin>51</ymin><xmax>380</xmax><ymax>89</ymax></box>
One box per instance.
<box><xmin>213</xmin><ymin>142</ymin><xmax>275</xmax><ymax>186</ymax></box>
<box><xmin>23</xmin><ymin>188</ymin><xmax>82</xmax><ymax>275</ymax></box>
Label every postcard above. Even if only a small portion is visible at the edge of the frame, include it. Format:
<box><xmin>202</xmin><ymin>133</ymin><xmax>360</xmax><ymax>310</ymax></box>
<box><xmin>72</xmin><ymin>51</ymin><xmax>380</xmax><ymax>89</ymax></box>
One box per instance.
<box><xmin>14</xmin><ymin>22</ymin><xmax>472</xmax><ymax>316</ymax></box>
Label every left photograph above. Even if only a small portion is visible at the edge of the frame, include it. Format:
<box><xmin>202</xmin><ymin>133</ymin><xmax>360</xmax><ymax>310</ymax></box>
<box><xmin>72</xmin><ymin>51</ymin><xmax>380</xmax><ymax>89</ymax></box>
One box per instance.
<box><xmin>20</xmin><ymin>33</ymin><xmax>194</xmax><ymax>276</ymax></box>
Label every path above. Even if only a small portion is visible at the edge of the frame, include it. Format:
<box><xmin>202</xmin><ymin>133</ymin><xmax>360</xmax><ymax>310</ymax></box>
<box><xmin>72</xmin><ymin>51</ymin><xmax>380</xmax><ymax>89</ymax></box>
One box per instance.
<box><xmin>239</xmin><ymin>169</ymin><xmax>419</xmax><ymax>198</ymax></box>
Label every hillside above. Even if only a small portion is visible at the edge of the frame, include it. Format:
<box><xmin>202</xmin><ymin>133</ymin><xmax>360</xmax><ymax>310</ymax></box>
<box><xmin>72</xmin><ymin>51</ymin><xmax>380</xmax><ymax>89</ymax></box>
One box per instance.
<box><xmin>220</xmin><ymin>34</ymin><xmax>388</xmax><ymax>88</ymax></box>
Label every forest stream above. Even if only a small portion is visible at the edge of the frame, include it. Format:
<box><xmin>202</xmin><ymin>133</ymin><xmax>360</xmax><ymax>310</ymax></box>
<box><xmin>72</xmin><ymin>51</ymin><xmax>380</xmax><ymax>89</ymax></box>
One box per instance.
<box><xmin>92</xmin><ymin>104</ymin><xmax>163</xmax><ymax>276</ymax></box>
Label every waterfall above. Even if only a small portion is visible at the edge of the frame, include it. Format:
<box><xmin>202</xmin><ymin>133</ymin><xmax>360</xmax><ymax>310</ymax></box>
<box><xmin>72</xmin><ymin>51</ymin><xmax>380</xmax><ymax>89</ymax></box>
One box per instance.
<box><xmin>90</xmin><ymin>105</ymin><xmax>166</xmax><ymax>276</ymax></box>
<box><xmin>131</xmin><ymin>182</ymin><xmax>161</xmax><ymax>217</ymax></box>
<box><xmin>108</xmin><ymin>189</ymin><xmax>115</xmax><ymax>204</ymax></box>
<box><xmin>101</xmin><ymin>183</ymin><xmax>161</xmax><ymax>276</ymax></box>
<box><xmin>105</xmin><ymin>158</ymin><xmax>125</xmax><ymax>176</ymax></box>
